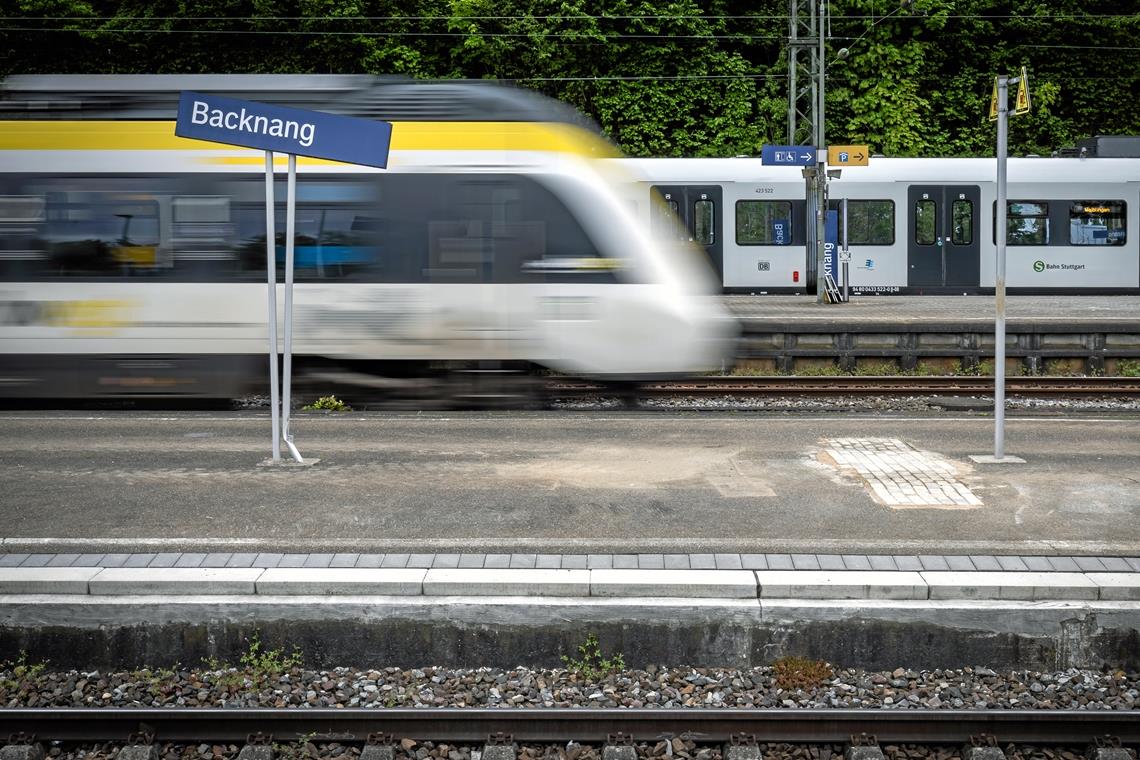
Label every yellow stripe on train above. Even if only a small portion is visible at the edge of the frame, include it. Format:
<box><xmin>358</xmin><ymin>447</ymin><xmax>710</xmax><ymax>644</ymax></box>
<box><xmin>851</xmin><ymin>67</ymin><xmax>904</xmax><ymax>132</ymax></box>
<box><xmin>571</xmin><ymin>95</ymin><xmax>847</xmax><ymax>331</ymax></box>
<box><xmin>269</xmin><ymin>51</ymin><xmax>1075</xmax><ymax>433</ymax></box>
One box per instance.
<box><xmin>0</xmin><ymin>120</ymin><xmax>620</xmax><ymax>158</ymax></box>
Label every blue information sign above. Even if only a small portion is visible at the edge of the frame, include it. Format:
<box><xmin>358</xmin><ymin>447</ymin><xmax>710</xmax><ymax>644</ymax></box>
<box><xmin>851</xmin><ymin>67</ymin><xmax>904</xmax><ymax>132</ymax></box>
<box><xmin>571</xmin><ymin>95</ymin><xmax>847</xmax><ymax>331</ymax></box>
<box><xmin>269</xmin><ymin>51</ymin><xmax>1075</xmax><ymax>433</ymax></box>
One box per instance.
<box><xmin>824</xmin><ymin>209</ymin><xmax>838</xmax><ymax>280</ymax></box>
<box><xmin>760</xmin><ymin>144</ymin><xmax>816</xmax><ymax>166</ymax></box>
<box><xmin>175</xmin><ymin>91</ymin><xmax>392</xmax><ymax>168</ymax></box>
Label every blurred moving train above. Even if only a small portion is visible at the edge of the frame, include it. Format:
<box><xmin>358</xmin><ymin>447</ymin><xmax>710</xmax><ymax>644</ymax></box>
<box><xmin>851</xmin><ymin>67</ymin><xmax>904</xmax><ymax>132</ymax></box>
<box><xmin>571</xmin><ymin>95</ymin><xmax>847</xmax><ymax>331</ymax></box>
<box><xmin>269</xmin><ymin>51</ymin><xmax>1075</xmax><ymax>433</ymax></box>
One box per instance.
<box><xmin>0</xmin><ymin>75</ymin><xmax>737</xmax><ymax>399</ymax></box>
<box><xmin>618</xmin><ymin>152</ymin><xmax>1140</xmax><ymax>295</ymax></box>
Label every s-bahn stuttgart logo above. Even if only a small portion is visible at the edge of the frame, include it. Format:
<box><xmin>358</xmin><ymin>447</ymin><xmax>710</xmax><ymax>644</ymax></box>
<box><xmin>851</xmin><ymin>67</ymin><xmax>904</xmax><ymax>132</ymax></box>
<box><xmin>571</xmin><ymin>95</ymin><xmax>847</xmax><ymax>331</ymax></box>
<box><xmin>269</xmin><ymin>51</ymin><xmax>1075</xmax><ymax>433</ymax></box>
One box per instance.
<box><xmin>1033</xmin><ymin>260</ymin><xmax>1086</xmax><ymax>273</ymax></box>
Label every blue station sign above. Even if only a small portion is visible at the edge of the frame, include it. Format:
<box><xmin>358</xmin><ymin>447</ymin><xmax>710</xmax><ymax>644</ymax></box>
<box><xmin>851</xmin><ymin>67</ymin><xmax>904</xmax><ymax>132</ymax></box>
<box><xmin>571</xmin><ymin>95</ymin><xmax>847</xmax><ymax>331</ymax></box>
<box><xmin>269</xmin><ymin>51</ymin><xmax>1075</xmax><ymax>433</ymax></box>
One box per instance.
<box><xmin>761</xmin><ymin>144</ymin><xmax>816</xmax><ymax>167</ymax></box>
<box><xmin>175</xmin><ymin>91</ymin><xmax>392</xmax><ymax>168</ymax></box>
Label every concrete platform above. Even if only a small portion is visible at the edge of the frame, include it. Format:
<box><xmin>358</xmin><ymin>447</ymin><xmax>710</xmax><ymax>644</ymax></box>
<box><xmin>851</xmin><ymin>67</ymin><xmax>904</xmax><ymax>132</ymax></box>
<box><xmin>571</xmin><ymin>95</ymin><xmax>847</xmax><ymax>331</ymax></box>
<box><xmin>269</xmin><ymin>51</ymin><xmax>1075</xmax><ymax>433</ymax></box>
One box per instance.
<box><xmin>722</xmin><ymin>294</ymin><xmax>1140</xmax><ymax>373</ymax></box>
<box><xmin>723</xmin><ymin>294</ymin><xmax>1140</xmax><ymax>329</ymax></box>
<box><xmin>3</xmin><ymin>411</ymin><xmax>1138</xmax><ymax>555</ymax></box>
<box><xmin>2</xmin><ymin>410</ymin><xmax>1139</xmax><ymax>671</ymax></box>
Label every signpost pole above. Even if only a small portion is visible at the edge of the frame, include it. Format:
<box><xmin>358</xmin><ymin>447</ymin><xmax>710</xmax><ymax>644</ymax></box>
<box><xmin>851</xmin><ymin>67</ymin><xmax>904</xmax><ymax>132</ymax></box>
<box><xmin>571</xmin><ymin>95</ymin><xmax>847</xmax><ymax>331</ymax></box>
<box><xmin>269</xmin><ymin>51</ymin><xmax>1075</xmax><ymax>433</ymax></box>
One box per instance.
<box><xmin>841</xmin><ymin>197</ymin><xmax>850</xmax><ymax>303</ymax></box>
<box><xmin>994</xmin><ymin>76</ymin><xmax>1009</xmax><ymax>460</ymax></box>
<box><xmin>814</xmin><ymin>0</ymin><xmax>827</xmax><ymax>304</ymax></box>
<box><xmin>264</xmin><ymin>151</ymin><xmax>281</xmax><ymax>464</ymax></box>
<box><xmin>282</xmin><ymin>153</ymin><xmax>304</xmax><ymax>464</ymax></box>
<box><xmin>175</xmin><ymin>90</ymin><xmax>390</xmax><ymax>466</ymax></box>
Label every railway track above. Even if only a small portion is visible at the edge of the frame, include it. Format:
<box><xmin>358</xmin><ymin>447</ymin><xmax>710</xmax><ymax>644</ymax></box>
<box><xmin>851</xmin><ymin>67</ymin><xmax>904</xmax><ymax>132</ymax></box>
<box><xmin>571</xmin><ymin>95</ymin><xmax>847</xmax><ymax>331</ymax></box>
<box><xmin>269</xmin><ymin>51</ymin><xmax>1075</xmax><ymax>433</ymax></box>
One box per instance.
<box><xmin>554</xmin><ymin>376</ymin><xmax>1140</xmax><ymax>398</ymax></box>
<box><xmin>0</xmin><ymin>708</ymin><xmax>1137</xmax><ymax>744</ymax></box>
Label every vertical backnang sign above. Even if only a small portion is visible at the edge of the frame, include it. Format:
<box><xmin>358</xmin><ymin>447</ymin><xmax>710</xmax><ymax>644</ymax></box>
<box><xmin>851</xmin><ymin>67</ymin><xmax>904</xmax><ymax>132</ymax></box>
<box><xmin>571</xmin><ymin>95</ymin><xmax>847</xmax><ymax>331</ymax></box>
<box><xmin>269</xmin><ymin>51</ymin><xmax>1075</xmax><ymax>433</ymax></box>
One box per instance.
<box><xmin>175</xmin><ymin>91</ymin><xmax>392</xmax><ymax>167</ymax></box>
<box><xmin>176</xmin><ymin>91</ymin><xmax>392</xmax><ymax>465</ymax></box>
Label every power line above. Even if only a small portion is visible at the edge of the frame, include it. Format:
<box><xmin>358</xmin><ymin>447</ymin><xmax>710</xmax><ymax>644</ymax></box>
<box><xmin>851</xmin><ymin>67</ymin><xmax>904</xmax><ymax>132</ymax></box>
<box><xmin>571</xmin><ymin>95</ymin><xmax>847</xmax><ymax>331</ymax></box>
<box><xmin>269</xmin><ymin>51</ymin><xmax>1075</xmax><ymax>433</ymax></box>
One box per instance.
<box><xmin>2</xmin><ymin>13</ymin><xmax>1138</xmax><ymax>21</ymax></box>
<box><xmin>513</xmin><ymin>74</ymin><xmax>785</xmax><ymax>81</ymax></box>
<box><xmin>6</xmin><ymin>25</ymin><xmax>1140</xmax><ymax>50</ymax></box>
<box><xmin>0</xmin><ymin>26</ymin><xmax>785</xmax><ymax>41</ymax></box>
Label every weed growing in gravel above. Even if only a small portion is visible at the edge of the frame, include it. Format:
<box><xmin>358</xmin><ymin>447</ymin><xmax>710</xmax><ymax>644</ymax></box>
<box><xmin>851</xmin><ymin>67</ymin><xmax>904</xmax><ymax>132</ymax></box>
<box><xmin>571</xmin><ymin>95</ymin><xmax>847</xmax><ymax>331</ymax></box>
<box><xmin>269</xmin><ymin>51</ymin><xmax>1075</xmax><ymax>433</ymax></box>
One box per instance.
<box><xmin>772</xmin><ymin>656</ymin><xmax>834</xmax><ymax>690</ymax></box>
<box><xmin>303</xmin><ymin>395</ymin><xmax>351</xmax><ymax>412</ymax></box>
<box><xmin>561</xmin><ymin>633</ymin><xmax>625</xmax><ymax>680</ymax></box>
<box><xmin>274</xmin><ymin>731</ymin><xmax>318</xmax><ymax>760</ymax></box>
<box><xmin>853</xmin><ymin>361</ymin><xmax>900</xmax><ymax>376</ymax></box>
<box><xmin>129</xmin><ymin>664</ymin><xmax>180</xmax><ymax>696</ymax></box>
<box><xmin>787</xmin><ymin>364</ymin><xmax>843</xmax><ymax>376</ymax></box>
<box><xmin>1119</xmin><ymin>359</ymin><xmax>1140</xmax><ymax>377</ymax></box>
<box><xmin>956</xmin><ymin>358</ymin><xmax>996</xmax><ymax>376</ymax></box>
<box><xmin>203</xmin><ymin>632</ymin><xmax>302</xmax><ymax>687</ymax></box>
<box><xmin>0</xmin><ymin>651</ymin><xmax>46</xmax><ymax>690</ymax></box>
<box><xmin>240</xmin><ymin>632</ymin><xmax>303</xmax><ymax>677</ymax></box>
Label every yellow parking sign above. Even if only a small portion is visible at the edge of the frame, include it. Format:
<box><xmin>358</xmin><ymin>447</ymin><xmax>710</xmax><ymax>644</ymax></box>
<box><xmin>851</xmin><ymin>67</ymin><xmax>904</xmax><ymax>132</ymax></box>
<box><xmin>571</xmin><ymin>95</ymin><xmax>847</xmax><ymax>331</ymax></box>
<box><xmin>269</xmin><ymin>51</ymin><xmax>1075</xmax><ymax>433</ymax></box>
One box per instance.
<box><xmin>827</xmin><ymin>145</ymin><xmax>869</xmax><ymax>166</ymax></box>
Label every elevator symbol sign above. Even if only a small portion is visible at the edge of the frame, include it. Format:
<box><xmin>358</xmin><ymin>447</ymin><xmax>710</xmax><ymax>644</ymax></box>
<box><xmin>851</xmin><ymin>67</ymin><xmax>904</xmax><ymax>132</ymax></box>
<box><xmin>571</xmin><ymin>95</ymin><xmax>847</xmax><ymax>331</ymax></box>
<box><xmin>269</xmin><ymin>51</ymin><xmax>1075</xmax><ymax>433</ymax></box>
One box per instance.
<box><xmin>761</xmin><ymin>145</ymin><xmax>816</xmax><ymax>166</ymax></box>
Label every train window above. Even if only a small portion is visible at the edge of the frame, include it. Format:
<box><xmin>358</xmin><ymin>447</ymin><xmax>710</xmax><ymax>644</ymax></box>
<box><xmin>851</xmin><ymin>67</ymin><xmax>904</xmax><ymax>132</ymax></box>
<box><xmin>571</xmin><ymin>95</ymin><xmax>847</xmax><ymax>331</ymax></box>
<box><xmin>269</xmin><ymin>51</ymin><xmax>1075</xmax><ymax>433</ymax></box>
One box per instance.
<box><xmin>410</xmin><ymin>174</ymin><xmax>614</xmax><ymax>284</ymax></box>
<box><xmin>843</xmin><ymin>200</ymin><xmax>894</xmax><ymax>245</ymax></box>
<box><xmin>994</xmin><ymin>201</ymin><xmax>1050</xmax><ymax>245</ymax></box>
<box><xmin>1069</xmin><ymin>201</ymin><xmax>1125</xmax><ymax>246</ymax></box>
<box><xmin>173</xmin><ymin>197</ymin><xmax>232</xmax><ymax>263</ymax></box>
<box><xmin>230</xmin><ymin>203</ymin><xmax>382</xmax><ymax>282</ymax></box>
<box><xmin>40</xmin><ymin>193</ymin><xmax>162</xmax><ymax>276</ymax></box>
<box><xmin>952</xmin><ymin>200</ymin><xmax>973</xmax><ymax>245</ymax></box>
<box><xmin>0</xmin><ymin>195</ymin><xmax>45</xmax><ymax>224</ymax></box>
<box><xmin>651</xmin><ymin>196</ymin><xmax>687</xmax><ymax>242</ymax></box>
<box><xmin>914</xmin><ymin>200</ymin><xmax>936</xmax><ymax>245</ymax></box>
<box><xmin>694</xmin><ymin>200</ymin><xmax>715</xmax><ymax>245</ymax></box>
<box><xmin>736</xmin><ymin>201</ymin><xmax>792</xmax><ymax>245</ymax></box>
<box><xmin>0</xmin><ymin>196</ymin><xmax>47</xmax><ymax>278</ymax></box>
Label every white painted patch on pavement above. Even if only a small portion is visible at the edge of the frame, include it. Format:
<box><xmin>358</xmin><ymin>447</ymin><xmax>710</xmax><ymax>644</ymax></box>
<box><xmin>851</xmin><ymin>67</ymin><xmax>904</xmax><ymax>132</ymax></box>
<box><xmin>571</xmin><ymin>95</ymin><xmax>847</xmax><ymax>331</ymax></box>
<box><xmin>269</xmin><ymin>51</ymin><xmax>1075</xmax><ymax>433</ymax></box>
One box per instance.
<box><xmin>819</xmin><ymin>437</ymin><xmax>982</xmax><ymax>510</ymax></box>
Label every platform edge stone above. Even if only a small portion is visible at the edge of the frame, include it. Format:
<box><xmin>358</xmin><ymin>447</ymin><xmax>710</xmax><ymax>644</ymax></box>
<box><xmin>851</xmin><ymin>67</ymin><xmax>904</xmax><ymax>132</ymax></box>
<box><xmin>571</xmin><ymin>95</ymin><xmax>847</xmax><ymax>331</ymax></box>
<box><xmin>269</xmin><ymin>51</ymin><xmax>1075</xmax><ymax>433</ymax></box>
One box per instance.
<box><xmin>256</xmin><ymin>568</ymin><xmax>426</xmax><ymax>595</ymax></box>
<box><xmin>89</xmin><ymin>567</ymin><xmax>263</xmax><ymax>595</ymax></box>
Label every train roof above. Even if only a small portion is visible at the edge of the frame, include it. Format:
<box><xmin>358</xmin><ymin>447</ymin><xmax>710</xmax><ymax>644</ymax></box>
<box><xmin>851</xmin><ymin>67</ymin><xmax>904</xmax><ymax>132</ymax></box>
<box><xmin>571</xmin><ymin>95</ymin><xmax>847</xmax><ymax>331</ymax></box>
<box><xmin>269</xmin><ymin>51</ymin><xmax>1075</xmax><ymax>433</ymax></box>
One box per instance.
<box><xmin>0</xmin><ymin>74</ymin><xmax>602</xmax><ymax>131</ymax></box>
<box><xmin>616</xmin><ymin>156</ymin><xmax>1140</xmax><ymax>184</ymax></box>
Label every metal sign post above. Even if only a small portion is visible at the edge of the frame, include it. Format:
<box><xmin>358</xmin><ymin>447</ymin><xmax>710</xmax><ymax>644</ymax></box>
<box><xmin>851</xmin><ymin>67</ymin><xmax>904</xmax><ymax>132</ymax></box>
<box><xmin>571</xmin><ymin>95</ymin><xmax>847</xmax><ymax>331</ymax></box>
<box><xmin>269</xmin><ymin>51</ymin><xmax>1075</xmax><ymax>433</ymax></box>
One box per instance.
<box><xmin>263</xmin><ymin>152</ymin><xmax>281</xmax><ymax>462</ymax></box>
<box><xmin>841</xmin><ymin>197</ymin><xmax>850</xmax><ymax>303</ymax></box>
<box><xmin>281</xmin><ymin>153</ymin><xmax>303</xmax><ymax>463</ymax></box>
<box><xmin>994</xmin><ymin>75</ymin><xmax>1008</xmax><ymax>460</ymax></box>
<box><xmin>972</xmin><ymin>69</ymin><xmax>1028</xmax><ymax>465</ymax></box>
<box><xmin>174</xmin><ymin>91</ymin><xmax>391</xmax><ymax>465</ymax></box>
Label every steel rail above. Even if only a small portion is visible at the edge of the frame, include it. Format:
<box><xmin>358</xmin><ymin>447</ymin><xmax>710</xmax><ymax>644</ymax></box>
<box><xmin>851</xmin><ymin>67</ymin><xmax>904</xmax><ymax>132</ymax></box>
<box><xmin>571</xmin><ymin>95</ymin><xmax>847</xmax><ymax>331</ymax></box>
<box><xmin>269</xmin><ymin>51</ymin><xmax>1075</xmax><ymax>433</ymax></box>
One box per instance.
<box><xmin>0</xmin><ymin>708</ymin><xmax>1137</xmax><ymax>744</ymax></box>
<box><xmin>551</xmin><ymin>376</ymin><xmax>1140</xmax><ymax>396</ymax></box>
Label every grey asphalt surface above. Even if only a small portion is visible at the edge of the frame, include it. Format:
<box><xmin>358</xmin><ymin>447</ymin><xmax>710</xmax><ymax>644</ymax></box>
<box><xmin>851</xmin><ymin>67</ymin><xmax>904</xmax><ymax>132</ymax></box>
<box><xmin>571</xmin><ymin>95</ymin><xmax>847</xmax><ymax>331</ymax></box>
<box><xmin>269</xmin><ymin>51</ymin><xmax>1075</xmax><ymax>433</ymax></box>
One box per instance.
<box><xmin>1</xmin><ymin>410</ymin><xmax>1138</xmax><ymax>555</ymax></box>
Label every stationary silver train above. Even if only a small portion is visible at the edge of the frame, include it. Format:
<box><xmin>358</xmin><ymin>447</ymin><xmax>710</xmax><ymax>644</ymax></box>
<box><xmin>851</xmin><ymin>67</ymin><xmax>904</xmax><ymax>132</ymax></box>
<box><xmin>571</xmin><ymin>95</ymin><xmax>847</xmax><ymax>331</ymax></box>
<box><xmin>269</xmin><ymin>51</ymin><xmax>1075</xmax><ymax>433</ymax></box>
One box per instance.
<box><xmin>0</xmin><ymin>75</ymin><xmax>737</xmax><ymax>399</ymax></box>
<box><xmin>618</xmin><ymin>154</ymin><xmax>1140</xmax><ymax>295</ymax></box>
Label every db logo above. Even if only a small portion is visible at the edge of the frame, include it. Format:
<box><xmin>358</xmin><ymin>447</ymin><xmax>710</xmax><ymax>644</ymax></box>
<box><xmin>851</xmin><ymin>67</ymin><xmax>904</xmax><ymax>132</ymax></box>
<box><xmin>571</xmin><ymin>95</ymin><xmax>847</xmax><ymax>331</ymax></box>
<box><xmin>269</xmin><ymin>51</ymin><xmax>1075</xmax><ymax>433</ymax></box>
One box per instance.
<box><xmin>1033</xmin><ymin>260</ymin><xmax>1045</xmax><ymax>272</ymax></box>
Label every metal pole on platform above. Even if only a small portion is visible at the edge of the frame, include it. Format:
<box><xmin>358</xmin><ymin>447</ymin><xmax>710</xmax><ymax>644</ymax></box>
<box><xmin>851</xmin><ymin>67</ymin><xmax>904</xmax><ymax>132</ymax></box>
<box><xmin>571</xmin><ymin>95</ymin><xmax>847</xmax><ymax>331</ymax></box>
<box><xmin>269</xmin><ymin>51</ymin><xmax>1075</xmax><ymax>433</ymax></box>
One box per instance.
<box><xmin>841</xmin><ymin>197</ymin><xmax>849</xmax><ymax>303</ymax></box>
<box><xmin>813</xmin><ymin>0</ymin><xmax>828</xmax><ymax>303</ymax></box>
<box><xmin>282</xmin><ymin>153</ymin><xmax>304</xmax><ymax>464</ymax></box>
<box><xmin>994</xmin><ymin>76</ymin><xmax>1008</xmax><ymax>460</ymax></box>
<box><xmin>264</xmin><ymin>151</ymin><xmax>281</xmax><ymax>464</ymax></box>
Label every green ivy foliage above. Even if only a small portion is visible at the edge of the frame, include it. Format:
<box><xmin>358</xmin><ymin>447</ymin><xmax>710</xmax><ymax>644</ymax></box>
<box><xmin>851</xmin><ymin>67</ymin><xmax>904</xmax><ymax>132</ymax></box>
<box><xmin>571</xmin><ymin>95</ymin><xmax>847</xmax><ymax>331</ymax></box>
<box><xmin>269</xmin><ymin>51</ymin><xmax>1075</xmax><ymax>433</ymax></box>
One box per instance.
<box><xmin>3</xmin><ymin>0</ymin><xmax>1137</xmax><ymax>157</ymax></box>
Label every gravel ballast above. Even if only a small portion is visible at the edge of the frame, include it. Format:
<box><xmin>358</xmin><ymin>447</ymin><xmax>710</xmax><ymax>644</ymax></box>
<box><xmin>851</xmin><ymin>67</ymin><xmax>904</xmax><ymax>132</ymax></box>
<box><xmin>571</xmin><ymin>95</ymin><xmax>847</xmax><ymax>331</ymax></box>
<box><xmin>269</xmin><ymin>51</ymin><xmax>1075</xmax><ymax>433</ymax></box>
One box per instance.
<box><xmin>2</xmin><ymin>664</ymin><xmax>1136</xmax><ymax>710</ymax></box>
<box><xmin>14</xmin><ymin>741</ymin><xmax>1120</xmax><ymax>760</ymax></box>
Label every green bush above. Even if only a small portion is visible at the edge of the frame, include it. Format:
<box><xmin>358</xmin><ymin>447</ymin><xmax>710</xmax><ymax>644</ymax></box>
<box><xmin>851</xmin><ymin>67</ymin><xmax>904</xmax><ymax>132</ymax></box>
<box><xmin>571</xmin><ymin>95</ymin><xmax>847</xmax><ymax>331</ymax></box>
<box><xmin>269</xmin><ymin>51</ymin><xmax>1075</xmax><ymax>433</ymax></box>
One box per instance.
<box><xmin>1118</xmin><ymin>359</ymin><xmax>1140</xmax><ymax>377</ymax></box>
<box><xmin>302</xmin><ymin>395</ymin><xmax>351</xmax><ymax>412</ymax></box>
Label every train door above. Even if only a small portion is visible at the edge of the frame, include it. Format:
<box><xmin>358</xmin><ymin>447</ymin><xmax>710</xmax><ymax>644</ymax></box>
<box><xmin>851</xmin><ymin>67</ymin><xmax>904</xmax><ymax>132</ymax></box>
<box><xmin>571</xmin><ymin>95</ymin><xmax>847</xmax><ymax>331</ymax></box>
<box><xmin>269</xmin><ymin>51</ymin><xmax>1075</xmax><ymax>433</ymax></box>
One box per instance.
<box><xmin>651</xmin><ymin>185</ymin><xmax>723</xmax><ymax>284</ymax></box>
<box><xmin>907</xmin><ymin>185</ymin><xmax>980</xmax><ymax>289</ymax></box>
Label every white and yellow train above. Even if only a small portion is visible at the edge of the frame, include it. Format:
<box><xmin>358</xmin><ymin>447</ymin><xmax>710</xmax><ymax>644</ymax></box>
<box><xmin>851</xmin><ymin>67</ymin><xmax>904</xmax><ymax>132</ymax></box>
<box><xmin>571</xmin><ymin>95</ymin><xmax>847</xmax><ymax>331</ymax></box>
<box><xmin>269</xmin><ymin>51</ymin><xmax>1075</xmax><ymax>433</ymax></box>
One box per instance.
<box><xmin>0</xmin><ymin>75</ymin><xmax>737</xmax><ymax>399</ymax></box>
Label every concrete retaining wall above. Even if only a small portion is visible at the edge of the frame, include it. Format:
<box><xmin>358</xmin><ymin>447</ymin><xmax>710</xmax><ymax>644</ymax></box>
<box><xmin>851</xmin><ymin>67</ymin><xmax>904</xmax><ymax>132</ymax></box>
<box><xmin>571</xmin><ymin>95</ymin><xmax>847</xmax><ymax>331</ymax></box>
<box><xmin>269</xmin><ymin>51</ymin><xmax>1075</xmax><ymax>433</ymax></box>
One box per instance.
<box><xmin>2</xmin><ymin>597</ymin><xmax>1138</xmax><ymax>672</ymax></box>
